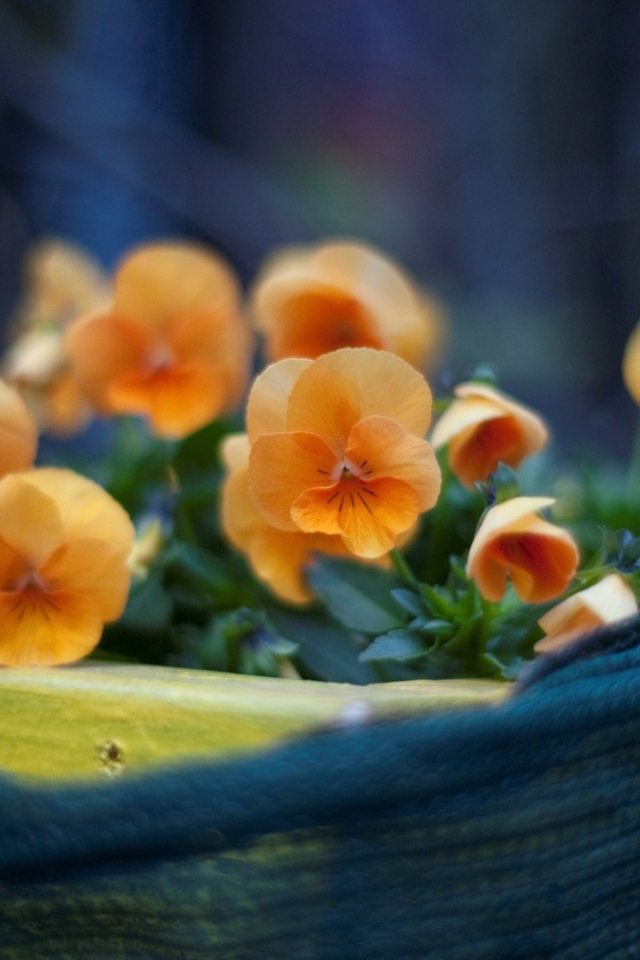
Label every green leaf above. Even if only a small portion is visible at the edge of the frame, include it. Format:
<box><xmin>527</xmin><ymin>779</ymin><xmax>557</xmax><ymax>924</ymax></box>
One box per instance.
<box><xmin>267</xmin><ymin>606</ymin><xmax>378</xmax><ymax>684</ymax></box>
<box><xmin>411</xmin><ymin>617</ymin><xmax>455</xmax><ymax>637</ymax></box>
<box><xmin>390</xmin><ymin>588</ymin><xmax>424</xmax><ymax>617</ymax></box>
<box><xmin>119</xmin><ymin>572</ymin><xmax>174</xmax><ymax>633</ymax></box>
<box><xmin>359</xmin><ymin>632</ymin><xmax>425</xmax><ymax>663</ymax></box>
<box><xmin>306</xmin><ymin>557</ymin><xmax>404</xmax><ymax>634</ymax></box>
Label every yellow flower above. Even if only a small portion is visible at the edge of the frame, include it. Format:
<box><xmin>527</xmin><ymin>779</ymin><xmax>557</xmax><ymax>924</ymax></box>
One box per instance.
<box><xmin>431</xmin><ymin>383</ymin><xmax>548</xmax><ymax>489</ymax></box>
<box><xmin>467</xmin><ymin>496</ymin><xmax>579</xmax><ymax>603</ymax></box>
<box><xmin>535</xmin><ymin>574</ymin><xmax>637</xmax><ymax>653</ymax></box>
<box><xmin>247</xmin><ymin>349</ymin><xmax>441</xmax><ymax>559</ymax></box>
<box><xmin>0</xmin><ymin>468</ymin><xmax>134</xmax><ymax>666</ymax></box>
<box><xmin>250</xmin><ymin>240</ymin><xmax>444</xmax><ymax>369</ymax></box>
<box><xmin>0</xmin><ymin>378</ymin><xmax>38</xmax><ymax>477</ymax></box>
<box><xmin>66</xmin><ymin>241</ymin><xmax>252</xmax><ymax>439</ymax></box>
<box><xmin>221</xmin><ymin>433</ymin><xmax>353</xmax><ymax>604</ymax></box>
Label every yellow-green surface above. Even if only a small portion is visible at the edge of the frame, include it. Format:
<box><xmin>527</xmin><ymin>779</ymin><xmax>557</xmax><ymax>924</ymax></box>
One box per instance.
<box><xmin>0</xmin><ymin>664</ymin><xmax>508</xmax><ymax>781</ymax></box>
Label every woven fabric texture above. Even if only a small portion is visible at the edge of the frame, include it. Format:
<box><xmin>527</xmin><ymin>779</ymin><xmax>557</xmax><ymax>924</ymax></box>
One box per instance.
<box><xmin>1</xmin><ymin>618</ymin><xmax>640</xmax><ymax>959</ymax></box>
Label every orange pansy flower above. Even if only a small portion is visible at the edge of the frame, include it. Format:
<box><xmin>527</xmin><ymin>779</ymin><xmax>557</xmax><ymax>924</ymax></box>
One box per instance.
<box><xmin>623</xmin><ymin>322</ymin><xmax>640</xmax><ymax>405</ymax></box>
<box><xmin>65</xmin><ymin>241</ymin><xmax>252</xmax><ymax>439</ymax></box>
<box><xmin>250</xmin><ymin>240</ymin><xmax>443</xmax><ymax>369</ymax></box>
<box><xmin>0</xmin><ymin>378</ymin><xmax>38</xmax><ymax>477</ymax></box>
<box><xmin>221</xmin><ymin>433</ymin><xmax>353</xmax><ymax>604</ymax></box>
<box><xmin>5</xmin><ymin>330</ymin><xmax>93</xmax><ymax>437</ymax></box>
<box><xmin>467</xmin><ymin>496</ymin><xmax>579</xmax><ymax>603</ymax></box>
<box><xmin>0</xmin><ymin>468</ymin><xmax>134</xmax><ymax>666</ymax></box>
<box><xmin>16</xmin><ymin>238</ymin><xmax>110</xmax><ymax>329</ymax></box>
<box><xmin>535</xmin><ymin>574</ymin><xmax>638</xmax><ymax>653</ymax></box>
<box><xmin>5</xmin><ymin>239</ymin><xmax>110</xmax><ymax>437</ymax></box>
<box><xmin>431</xmin><ymin>383</ymin><xmax>548</xmax><ymax>489</ymax></box>
<box><xmin>247</xmin><ymin>348</ymin><xmax>441</xmax><ymax>559</ymax></box>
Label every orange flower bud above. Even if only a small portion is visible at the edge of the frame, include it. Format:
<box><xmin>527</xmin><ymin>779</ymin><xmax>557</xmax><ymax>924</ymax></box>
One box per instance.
<box><xmin>65</xmin><ymin>241</ymin><xmax>252</xmax><ymax>439</ymax></box>
<box><xmin>250</xmin><ymin>241</ymin><xmax>444</xmax><ymax>369</ymax></box>
<box><xmin>467</xmin><ymin>496</ymin><xmax>579</xmax><ymax>603</ymax></box>
<box><xmin>0</xmin><ymin>468</ymin><xmax>134</xmax><ymax>666</ymax></box>
<box><xmin>431</xmin><ymin>383</ymin><xmax>548</xmax><ymax>489</ymax></box>
<box><xmin>0</xmin><ymin>378</ymin><xmax>37</xmax><ymax>477</ymax></box>
<box><xmin>247</xmin><ymin>348</ymin><xmax>441</xmax><ymax>559</ymax></box>
<box><xmin>535</xmin><ymin>574</ymin><xmax>637</xmax><ymax>653</ymax></box>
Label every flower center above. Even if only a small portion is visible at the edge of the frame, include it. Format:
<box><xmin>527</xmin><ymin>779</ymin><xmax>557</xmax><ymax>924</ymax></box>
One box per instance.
<box><xmin>331</xmin><ymin>458</ymin><xmax>369</xmax><ymax>484</ymax></box>
<box><xmin>14</xmin><ymin>569</ymin><xmax>48</xmax><ymax>595</ymax></box>
<box><xmin>147</xmin><ymin>342</ymin><xmax>177</xmax><ymax>374</ymax></box>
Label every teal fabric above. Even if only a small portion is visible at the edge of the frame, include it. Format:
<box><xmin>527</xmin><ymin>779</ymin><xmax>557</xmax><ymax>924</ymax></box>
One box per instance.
<box><xmin>1</xmin><ymin>619</ymin><xmax>640</xmax><ymax>958</ymax></box>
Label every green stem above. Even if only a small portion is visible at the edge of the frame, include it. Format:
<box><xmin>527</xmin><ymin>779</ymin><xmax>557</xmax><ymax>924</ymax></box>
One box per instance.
<box><xmin>389</xmin><ymin>548</ymin><xmax>418</xmax><ymax>585</ymax></box>
<box><xmin>626</xmin><ymin>410</ymin><xmax>640</xmax><ymax>503</ymax></box>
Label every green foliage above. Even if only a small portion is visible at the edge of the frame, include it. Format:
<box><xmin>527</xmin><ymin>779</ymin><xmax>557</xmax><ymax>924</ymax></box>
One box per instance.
<box><xmin>179</xmin><ymin>607</ymin><xmax>298</xmax><ymax>678</ymax></box>
<box><xmin>357</xmin><ymin>557</ymin><xmax>544</xmax><ymax>680</ymax></box>
<box><xmin>306</xmin><ymin>557</ymin><xmax>405</xmax><ymax>634</ymax></box>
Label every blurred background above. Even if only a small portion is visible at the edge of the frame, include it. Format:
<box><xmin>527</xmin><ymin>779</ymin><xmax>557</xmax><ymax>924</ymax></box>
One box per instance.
<box><xmin>0</xmin><ymin>0</ymin><xmax>639</xmax><ymax>454</ymax></box>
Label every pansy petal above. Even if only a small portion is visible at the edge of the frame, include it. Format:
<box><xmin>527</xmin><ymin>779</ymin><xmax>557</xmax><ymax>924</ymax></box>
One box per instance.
<box><xmin>448</xmin><ymin>416</ymin><xmax>526</xmax><ymax>489</ymax></box>
<box><xmin>114</xmin><ymin>242</ymin><xmax>240</xmax><ymax>334</ymax></box>
<box><xmin>0</xmin><ymin>379</ymin><xmax>37</xmax><ymax>477</ymax></box>
<box><xmin>246</xmin><ymin>358</ymin><xmax>312</xmax><ymax>442</ymax></box>
<box><xmin>220</xmin><ymin>433</ymin><xmax>250</xmax><ymax>474</ymax></box>
<box><xmin>290</xmin><ymin>484</ymin><xmax>343</xmax><ymax>537</ymax></box>
<box><xmin>345</xmin><ymin>416</ymin><xmax>441</xmax><ymax>511</ymax></box>
<box><xmin>0</xmin><ymin>539</ymin><xmax>29</xmax><ymax>588</ymax></box>
<box><xmin>250</xmin><ymin>432</ymin><xmax>337</xmax><ymax>531</ymax></box>
<box><xmin>624</xmin><ymin>323</ymin><xmax>640</xmax><ymax>405</ymax></box>
<box><xmin>431</xmin><ymin>397</ymin><xmax>503</xmax><ymax>448</ymax></box>
<box><xmin>21</xmin><ymin>468</ymin><xmax>134</xmax><ymax>553</ymax></box>
<box><xmin>249</xmin><ymin>528</ymin><xmax>353</xmax><ymax>605</ymax></box>
<box><xmin>221</xmin><ymin>460</ymin><xmax>265</xmax><ymax>552</ymax></box>
<box><xmin>0</xmin><ymin>475</ymin><xmax>64</xmax><ymax>568</ymax></box>
<box><xmin>337</xmin><ymin>477</ymin><xmax>420</xmax><ymax>558</ymax></box>
<box><xmin>109</xmin><ymin>363</ymin><xmax>226</xmax><ymax>439</ymax></box>
<box><xmin>287</xmin><ymin>348</ymin><xmax>432</xmax><ymax>454</ymax></box>
<box><xmin>466</xmin><ymin>551</ymin><xmax>509</xmax><ymax>604</ymax></box>
<box><xmin>493</xmin><ymin>525</ymin><xmax>580</xmax><ymax>603</ymax></box>
<box><xmin>42</xmin><ymin>538</ymin><xmax>131</xmax><ymax>622</ymax></box>
<box><xmin>0</xmin><ymin>589</ymin><xmax>102</xmax><ymax>666</ymax></box>
<box><xmin>65</xmin><ymin>311</ymin><xmax>152</xmax><ymax>409</ymax></box>
<box><xmin>535</xmin><ymin>574</ymin><xmax>638</xmax><ymax>652</ymax></box>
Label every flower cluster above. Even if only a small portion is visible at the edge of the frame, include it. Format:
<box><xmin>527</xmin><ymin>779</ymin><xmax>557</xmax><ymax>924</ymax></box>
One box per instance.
<box><xmin>0</xmin><ymin>231</ymin><xmax>638</xmax><ymax>675</ymax></box>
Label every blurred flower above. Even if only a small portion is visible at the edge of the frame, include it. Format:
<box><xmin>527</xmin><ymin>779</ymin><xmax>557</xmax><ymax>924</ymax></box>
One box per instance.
<box><xmin>431</xmin><ymin>383</ymin><xmax>548</xmax><ymax>489</ymax></box>
<box><xmin>623</xmin><ymin>322</ymin><xmax>640</xmax><ymax>405</ymax></box>
<box><xmin>467</xmin><ymin>496</ymin><xmax>579</xmax><ymax>603</ymax></box>
<box><xmin>535</xmin><ymin>574</ymin><xmax>637</xmax><ymax>653</ymax></box>
<box><xmin>127</xmin><ymin>517</ymin><xmax>165</xmax><ymax>580</ymax></box>
<box><xmin>4</xmin><ymin>239</ymin><xmax>110</xmax><ymax>437</ymax></box>
<box><xmin>248</xmin><ymin>348</ymin><xmax>441</xmax><ymax>559</ymax></box>
<box><xmin>221</xmin><ymin>433</ymin><xmax>352</xmax><ymax>604</ymax></box>
<box><xmin>250</xmin><ymin>240</ymin><xmax>444</xmax><ymax>369</ymax></box>
<box><xmin>0</xmin><ymin>378</ymin><xmax>38</xmax><ymax>478</ymax></box>
<box><xmin>0</xmin><ymin>468</ymin><xmax>134</xmax><ymax>666</ymax></box>
<box><xmin>4</xmin><ymin>330</ymin><xmax>93</xmax><ymax>437</ymax></box>
<box><xmin>14</xmin><ymin>238</ymin><xmax>110</xmax><ymax>329</ymax></box>
<box><xmin>65</xmin><ymin>242</ymin><xmax>252</xmax><ymax>439</ymax></box>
